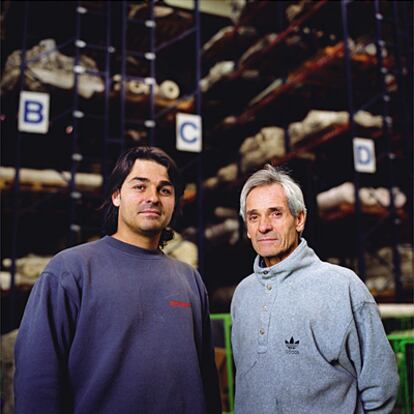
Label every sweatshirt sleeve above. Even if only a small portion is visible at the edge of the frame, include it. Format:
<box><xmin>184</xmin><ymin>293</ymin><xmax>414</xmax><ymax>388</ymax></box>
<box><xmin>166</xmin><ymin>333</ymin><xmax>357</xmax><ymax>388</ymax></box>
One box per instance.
<box><xmin>230</xmin><ymin>286</ymin><xmax>239</xmax><ymax>367</ymax></box>
<box><xmin>14</xmin><ymin>270</ymin><xmax>79</xmax><ymax>414</ymax></box>
<box><xmin>199</xmin><ymin>282</ymin><xmax>222</xmax><ymax>414</ymax></box>
<box><xmin>338</xmin><ymin>302</ymin><xmax>399</xmax><ymax>413</ymax></box>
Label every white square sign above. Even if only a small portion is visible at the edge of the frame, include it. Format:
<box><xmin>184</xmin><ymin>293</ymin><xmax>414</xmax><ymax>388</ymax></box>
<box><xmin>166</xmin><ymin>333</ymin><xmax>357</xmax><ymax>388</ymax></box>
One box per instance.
<box><xmin>18</xmin><ymin>91</ymin><xmax>50</xmax><ymax>134</ymax></box>
<box><xmin>176</xmin><ymin>113</ymin><xmax>202</xmax><ymax>153</ymax></box>
<box><xmin>353</xmin><ymin>137</ymin><xmax>376</xmax><ymax>173</ymax></box>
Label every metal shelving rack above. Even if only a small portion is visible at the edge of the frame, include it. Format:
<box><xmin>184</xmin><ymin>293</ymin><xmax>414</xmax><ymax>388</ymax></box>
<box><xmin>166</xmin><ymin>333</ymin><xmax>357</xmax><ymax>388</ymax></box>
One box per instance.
<box><xmin>199</xmin><ymin>0</ymin><xmax>412</xmax><ymax>302</ymax></box>
<box><xmin>341</xmin><ymin>0</ymin><xmax>413</xmax><ymax>301</ymax></box>
<box><xmin>3</xmin><ymin>0</ymin><xmax>203</xmax><ymax>331</ymax></box>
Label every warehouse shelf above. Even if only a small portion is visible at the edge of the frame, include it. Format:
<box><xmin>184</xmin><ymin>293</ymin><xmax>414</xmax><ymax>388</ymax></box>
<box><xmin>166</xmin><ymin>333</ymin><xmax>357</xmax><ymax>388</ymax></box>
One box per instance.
<box><xmin>196</xmin><ymin>0</ymin><xmax>413</xmax><ymax>305</ymax></box>
<box><xmin>1</xmin><ymin>0</ymin><xmax>204</xmax><ymax>331</ymax></box>
<box><xmin>319</xmin><ymin>203</ymin><xmax>407</xmax><ymax>222</ymax></box>
<box><xmin>233</xmin><ymin>1</ymin><xmax>328</xmax><ymax>74</ymax></box>
<box><xmin>209</xmin><ymin>43</ymin><xmax>393</xmax><ymax>136</ymax></box>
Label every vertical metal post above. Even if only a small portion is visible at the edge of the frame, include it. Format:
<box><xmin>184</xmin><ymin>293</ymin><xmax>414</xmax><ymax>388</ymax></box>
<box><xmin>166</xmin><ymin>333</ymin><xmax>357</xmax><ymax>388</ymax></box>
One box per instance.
<box><xmin>391</xmin><ymin>1</ymin><xmax>413</xmax><ymax>240</ymax></box>
<box><xmin>340</xmin><ymin>0</ymin><xmax>365</xmax><ymax>280</ymax></box>
<box><xmin>120</xmin><ymin>0</ymin><xmax>127</xmax><ymax>152</ymax></box>
<box><xmin>148</xmin><ymin>0</ymin><xmax>155</xmax><ymax>146</ymax></box>
<box><xmin>194</xmin><ymin>0</ymin><xmax>204</xmax><ymax>276</ymax></box>
<box><xmin>10</xmin><ymin>0</ymin><xmax>29</xmax><ymax>329</ymax></box>
<box><xmin>69</xmin><ymin>0</ymin><xmax>83</xmax><ymax>247</ymax></box>
<box><xmin>373</xmin><ymin>0</ymin><xmax>403</xmax><ymax>301</ymax></box>
<box><xmin>102</xmin><ymin>2</ymin><xmax>112</xmax><ymax>195</ymax></box>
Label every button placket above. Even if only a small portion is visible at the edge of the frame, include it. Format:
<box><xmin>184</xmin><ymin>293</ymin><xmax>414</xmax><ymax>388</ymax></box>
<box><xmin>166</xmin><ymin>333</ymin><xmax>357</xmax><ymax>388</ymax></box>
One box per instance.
<box><xmin>258</xmin><ymin>280</ymin><xmax>274</xmax><ymax>351</ymax></box>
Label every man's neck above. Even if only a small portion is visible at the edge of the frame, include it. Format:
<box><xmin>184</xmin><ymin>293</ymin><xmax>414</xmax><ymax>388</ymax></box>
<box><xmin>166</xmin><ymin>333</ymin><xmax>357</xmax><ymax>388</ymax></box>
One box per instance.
<box><xmin>112</xmin><ymin>231</ymin><xmax>160</xmax><ymax>251</ymax></box>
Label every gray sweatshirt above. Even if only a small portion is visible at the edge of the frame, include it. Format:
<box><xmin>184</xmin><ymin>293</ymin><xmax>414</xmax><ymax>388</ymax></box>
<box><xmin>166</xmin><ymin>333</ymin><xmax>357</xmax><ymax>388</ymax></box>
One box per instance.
<box><xmin>231</xmin><ymin>239</ymin><xmax>399</xmax><ymax>414</ymax></box>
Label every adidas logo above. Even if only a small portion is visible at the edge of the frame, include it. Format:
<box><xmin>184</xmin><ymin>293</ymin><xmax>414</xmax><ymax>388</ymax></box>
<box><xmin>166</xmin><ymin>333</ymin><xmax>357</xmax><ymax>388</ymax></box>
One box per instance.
<box><xmin>285</xmin><ymin>337</ymin><xmax>300</xmax><ymax>354</ymax></box>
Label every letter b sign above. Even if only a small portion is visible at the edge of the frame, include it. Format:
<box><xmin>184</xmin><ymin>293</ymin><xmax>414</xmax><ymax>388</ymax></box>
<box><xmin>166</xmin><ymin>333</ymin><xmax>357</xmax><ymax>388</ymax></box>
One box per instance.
<box><xmin>18</xmin><ymin>91</ymin><xmax>50</xmax><ymax>134</ymax></box>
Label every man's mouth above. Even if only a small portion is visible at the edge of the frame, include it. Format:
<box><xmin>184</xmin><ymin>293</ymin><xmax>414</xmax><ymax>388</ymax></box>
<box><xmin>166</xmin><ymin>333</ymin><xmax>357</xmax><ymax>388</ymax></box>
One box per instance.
<box><xmin>257</xmin><ymin>237</ymin><xmax>278</xmax><ymax>242</ymax></box>
<box><xmin>139</xmin><ymin>209</ymin><xmax>161</xmax><ymax>216</ymax></box>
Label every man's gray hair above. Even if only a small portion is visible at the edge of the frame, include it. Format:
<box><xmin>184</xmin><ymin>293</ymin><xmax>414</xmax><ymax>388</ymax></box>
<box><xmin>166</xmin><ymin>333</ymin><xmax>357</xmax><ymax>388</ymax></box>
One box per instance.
<box><xmin>239</xmin><ymin>164</ymin><xmax>307</xmax><ymax>222</ymax></box>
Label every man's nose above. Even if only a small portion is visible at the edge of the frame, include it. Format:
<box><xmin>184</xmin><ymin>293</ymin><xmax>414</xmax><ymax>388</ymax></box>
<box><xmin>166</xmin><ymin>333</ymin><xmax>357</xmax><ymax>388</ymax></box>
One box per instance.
<box><xmin>145</xmin><ymin>186</ymin><xmax>160</xmax><ymax>203</ymax></box>
<box><xmin>258</xmin><ymin>216</ymin><xmax>272</xmax><ymax>233</ymax></box>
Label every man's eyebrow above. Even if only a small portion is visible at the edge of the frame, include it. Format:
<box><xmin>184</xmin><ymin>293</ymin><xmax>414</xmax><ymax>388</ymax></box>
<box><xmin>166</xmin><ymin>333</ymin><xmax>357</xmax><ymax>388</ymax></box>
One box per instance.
<box><xmin>128</xmin><ymin>177</ymin><xmax>173</xmax><ymax>187</ymax></box>
<box><xmin>246</xmin><ymin>206</ymin><xmax>284</xmax><ymax>215</ymax></box>
<box><xmin>158</xmin><ymin>180</ymin><xmax>174</xmax><ymax>187</ymax></box>
<box><xmin>268</xmin><ymin>206</ymin><xmax>284</xmax><ymax>212</ymax></box>
<box><xmin>129</xmin><ymin>177</ymin><xmax>149</xmax><ymax>183</ymax></box>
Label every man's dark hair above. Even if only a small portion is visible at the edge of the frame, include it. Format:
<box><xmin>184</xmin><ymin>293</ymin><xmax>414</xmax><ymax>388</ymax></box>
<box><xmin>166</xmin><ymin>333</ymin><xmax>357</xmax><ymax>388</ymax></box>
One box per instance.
<box><xmin>101</xmin><ymin>146</ymin><xmax>183</xmax><ymax>247</ymax></box>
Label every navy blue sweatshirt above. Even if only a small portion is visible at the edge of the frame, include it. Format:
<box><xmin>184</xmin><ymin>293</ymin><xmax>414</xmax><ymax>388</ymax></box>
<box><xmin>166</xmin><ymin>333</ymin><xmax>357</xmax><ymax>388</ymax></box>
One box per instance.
<box><xmin>14</xmin><ymin>236</ymin><xmax>221</xmax><ymax>414</ymax></box>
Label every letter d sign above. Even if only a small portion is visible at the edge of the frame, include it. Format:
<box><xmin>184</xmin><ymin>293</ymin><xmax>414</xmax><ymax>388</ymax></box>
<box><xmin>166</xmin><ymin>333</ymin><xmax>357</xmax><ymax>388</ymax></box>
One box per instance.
<box><xmin>353</xmin><ymin>137</ymin><xmax>376</xmax><ymax>173</ymax></box>
<box><xmin>18</xmin><ymin>91</ymin><xmax>50</xmax><ymax>134</ymax></box>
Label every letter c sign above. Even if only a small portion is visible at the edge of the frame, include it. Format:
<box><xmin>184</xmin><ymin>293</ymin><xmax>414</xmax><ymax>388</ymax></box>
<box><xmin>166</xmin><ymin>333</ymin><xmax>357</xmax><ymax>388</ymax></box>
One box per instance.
<box><xmin>176</xmin><ymin>113</ymin><xmax>202</xmax><ymax>152</ymax></box>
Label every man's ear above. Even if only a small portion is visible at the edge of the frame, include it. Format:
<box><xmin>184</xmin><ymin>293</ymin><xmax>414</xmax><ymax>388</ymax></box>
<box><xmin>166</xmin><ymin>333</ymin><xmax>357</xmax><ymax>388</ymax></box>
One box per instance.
<box><xmin>112</xmin><ymin>190</ymin><xmax>121</xmax><ymax>207</ymax></box>
<box><xmin>295</xmin><ymin>211</ymin><xmax>306</xmax><ymax>233</ymax></box>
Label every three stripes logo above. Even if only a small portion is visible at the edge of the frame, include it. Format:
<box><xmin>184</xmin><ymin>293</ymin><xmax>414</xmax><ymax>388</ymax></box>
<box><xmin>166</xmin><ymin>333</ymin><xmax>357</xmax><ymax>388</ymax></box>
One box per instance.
<box><xmin>285</xmin><ymin>337</ymin><xmax>300</xmax><ymax>355</ymax></box>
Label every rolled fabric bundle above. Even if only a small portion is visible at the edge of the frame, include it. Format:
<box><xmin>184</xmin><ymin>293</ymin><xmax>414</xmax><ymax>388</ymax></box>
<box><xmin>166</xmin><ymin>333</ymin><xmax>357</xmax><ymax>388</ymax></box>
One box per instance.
<box><xmin>240</xmin><ymin>136</ymin><xmax>259</xmax><ymax>155</ymax></box>
<box><xmin>201</xmin><ymin>61</ymin><xmax>234</xmax><ymax>92</ymax></box>
<box><xmin>240</xmin><ymin>33</ymin><xmax>278</xmax><ymax>67</ymax></box>
<box><xmin>1</xmin><ymin>39</ymin><xmax>104</xmax><ymax>98</ymax></box>
<box><xmin>162</xmin><ymin>232</ymin><xmax>198</xmax><ymax>268</ymax></box>
<box><xmin>318</xmin><ymin>183</ymin><xmax>407</xmax><ymax>212</ymax></box>
<box><xmin>261</xmin><ymin>136</ymin><xmax>285</xmax><ymax>159</ymax></box>
<box><xmin>128</xmin><ymin>80</ymin><xmax>149</xmax><ymax>95</ymax></box>
<box><xmin>289</xmin><ymin>110</ymin><xmax>348</xmax><ymax>145</ymax></box>
<box><xmin>365</xmin><ymin>276</ymin><xmax>391</xmax><ymax>293</ymax></box>
<box><xmin>203</xmin><ymin>27</ymin><xmax>235</xmax><ymax>53</ymax></box>
<box><xmin>374</xmin><ymin>187</ymin><xmax>390</xmax><ymax>207</ymax></box>
<box><xmin>374</xmin><ymin>187</ymin><xmax>407</xmax><ymax>208</ymax></box>
<box><xmin>240</xmin><ymin>126</ymin><xmax>285</xmax><ymax>171</ymax></box>
<box><xmin>19</xmin><ymin>255</ymin><xmax>52</xmax><ymax>279</ymax></box>
<box><xmin>316</xmin><ymin>182</ymin><xmax>354</xmax><ymax>211</ymax></box>
<box><xmin>0</xmin><ymin>167</ymin><xmax>65</xmax><ymax>187</ymax></box>
<box><xmin>241</xmin><ymin>151</ymin><xmax>264</xmax><ymax>173</ymax></box>
<box><xmin>393</xmin><ymin>188</ymin><xmax>407</xmax><ymax>208</ymax></box>
<box><xmin>257</xmin><ymin>126</ymin><xmax>285</xmax><ymax>158</ymax></box>
<box><xmin>3</xmin><ymin>254</ymin><xmax>52</xmax><ymax>280</ymax></box>
<box><xmin>354</xmin><ymin>110</ymin><xmax>383</xmax><ymax>129</ymax></box>
<box><xmin>217</xmin><ymin>163</ymin><xmax>238</xmax><ymax>183</ymax></box>
<box><xmin>303</xmin><ymin>110</ymin><xmax>348</xmax><ymax>132</ymax></box>
<box><xmin>205</xmin><ymin>219</ymin><xmax>239</xmax><ymax>246</ymax></box>
<box><xmin>260</xmin><ymin>126</ymin><xmax>284</xmax><ymax>141</ymax></box>
<box><xmin>203</xmin><ymin>176</ymin><xmax>219</xmax><ymax>190</ymax></box>
<box><xmin>183</xmin><ymin>182</ymin><xmax>197</xmax><ymax>200</ymax></box>
<box><xmin>158</xmin><ymin>80</ymin><xmax>180</xmax><ymax>100</ymax></box>
<box><xmin>61</xmin><ymin>171</ymin><xmax>103</xmax><ymax>188</ymax></box>
<box><xmin>399</xmin><ymin>244</ymin><xmax>413</xmax><ymax>279</ymax></box>
<box><xmin>0</xmin><ymin>167</ymin><xmax>103</xmax><ymax>189</ymax></box>
<box><xmin>288</xmin><ymin>121</ymin><xmax>304</xmax><ymax>145</ymax></box>
<box><xmin>202</xmin><ymin>26</ymin><xmax>257</xmax><ymax>66</ymax></box>
<box><xmin>359</xmin><ymin>188</ymin><xmax>378</xmax><ymax>206</ymax></box>
<box><xmin>214</xmin><ymin>207</ymin><xmax>238</xmax><ymax>219</ymax></box>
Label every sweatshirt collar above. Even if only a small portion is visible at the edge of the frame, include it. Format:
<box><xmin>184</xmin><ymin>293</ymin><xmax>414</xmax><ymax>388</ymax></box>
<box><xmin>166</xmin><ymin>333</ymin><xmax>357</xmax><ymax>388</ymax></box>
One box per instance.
<box><xmin>104</xmin><ymin>235</ymin><xmax>164</xmax><ymax>258</ymax></box>
<box><xmin>254</xmin><ymin>238</ymin><xmax>318</xmax><ymax>282</ymax></box>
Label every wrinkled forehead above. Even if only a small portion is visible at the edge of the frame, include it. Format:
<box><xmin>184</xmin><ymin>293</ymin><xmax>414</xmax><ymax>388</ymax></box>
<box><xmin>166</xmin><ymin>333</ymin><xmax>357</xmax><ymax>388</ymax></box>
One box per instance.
<box><xmin>246</xmin><ymin>183</ymin><xmax>287</xmax><ymax>207</ymax></box>
<box><xmin>245</xmin><ymin>184</ymin><xmax>288</xmax><ymax>213</ymax></box>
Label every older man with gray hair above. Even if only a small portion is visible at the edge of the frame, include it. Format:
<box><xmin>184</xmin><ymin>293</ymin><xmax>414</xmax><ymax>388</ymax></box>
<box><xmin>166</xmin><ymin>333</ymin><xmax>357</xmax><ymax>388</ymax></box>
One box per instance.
<box><xmin>231</xmin><ymin>164</ymin><xmax>399</xmax><ymax>414</ymax></box>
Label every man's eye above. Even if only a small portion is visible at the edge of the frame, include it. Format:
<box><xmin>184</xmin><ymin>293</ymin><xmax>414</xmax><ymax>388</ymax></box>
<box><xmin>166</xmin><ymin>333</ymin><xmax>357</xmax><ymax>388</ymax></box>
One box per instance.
<box><xmin>134</xmin><ymin>184</ymin><xmax>145</xmax><ymax>191</ymax></box>
<box><xmin>248</xmin><ymin>215</ymin><xmax>258</xmax><ymax>222</ymax></box>
<box><xmin>271</xmin><ymin>211</ymin><xmax>282</xmax><ymax>217</ymax></box>
<box><xmin>160</xmin><ymin>187</ymin><xmax>172</xmax><ymax>195</ymax></box>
